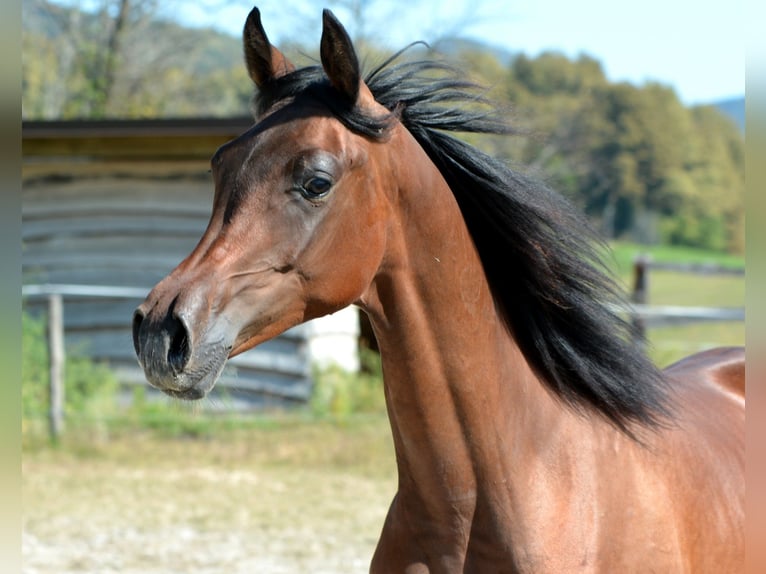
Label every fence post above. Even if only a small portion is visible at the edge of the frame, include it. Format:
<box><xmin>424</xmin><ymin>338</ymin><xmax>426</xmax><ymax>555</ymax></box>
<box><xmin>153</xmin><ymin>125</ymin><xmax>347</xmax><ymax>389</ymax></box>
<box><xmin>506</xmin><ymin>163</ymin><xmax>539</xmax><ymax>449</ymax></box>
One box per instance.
<box><xmin>631</xmin><ymin>255</ymin><xmax>650</xmax><ymax>345</ymax></box>
<box><xmin>47</xmin><ymin>293</ymin><xmax>65</xmax><ymax>442</ymax></box>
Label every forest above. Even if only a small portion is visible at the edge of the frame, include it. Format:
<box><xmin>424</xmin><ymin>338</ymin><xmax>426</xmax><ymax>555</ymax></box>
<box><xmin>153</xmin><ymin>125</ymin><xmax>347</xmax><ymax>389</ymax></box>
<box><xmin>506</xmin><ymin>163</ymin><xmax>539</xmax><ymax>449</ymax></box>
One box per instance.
<box><xmin>22</xmin><ymin>0</ymin><xmax>745</xmax><ymax>253</ymax></box>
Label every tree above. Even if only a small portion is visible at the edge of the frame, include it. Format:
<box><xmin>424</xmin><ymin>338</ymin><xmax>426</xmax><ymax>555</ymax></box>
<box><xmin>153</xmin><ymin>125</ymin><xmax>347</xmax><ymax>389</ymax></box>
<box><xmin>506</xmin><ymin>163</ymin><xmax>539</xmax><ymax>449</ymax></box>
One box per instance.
<box><xmin>501</xmin><ymin>50</ymin><xmax>744</xmax><ymax>252</ymax></box>
<box><xmin>22</xmin><ymin>0</ymin><xmax>252</xmax><ymax>118</ymax></box>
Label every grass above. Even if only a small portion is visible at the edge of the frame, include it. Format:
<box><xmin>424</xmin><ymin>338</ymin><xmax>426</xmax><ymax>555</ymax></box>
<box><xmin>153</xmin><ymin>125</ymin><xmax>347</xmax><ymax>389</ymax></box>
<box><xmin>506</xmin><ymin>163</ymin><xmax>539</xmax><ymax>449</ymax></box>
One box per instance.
<box><xmin>604</xmin><ymin>241</ymin><xmax>745</xmax><ymax>367</ymax></box>
<box><xmin>647</xmin><ymin>322</ymin><xmax>745</xmax><ymax>368</ymax></box>
<box><xmin>606</xmin><ymin>241</ymin><xmax>745</xmax><ymax>279</ymax></box>
<box><xmin>641</xmin><ymin>271</ymin><xmax>744</xmax><ymax>307</ymax></box>
<box><xmin>30</xmin><ymin>412</ymin><xmax>396</xmax><ymax>476</ymax></box>
<box><xmin>23</xmin><ymin>414</ymin><xmax>397</xmax><ymax>574</ymax></box>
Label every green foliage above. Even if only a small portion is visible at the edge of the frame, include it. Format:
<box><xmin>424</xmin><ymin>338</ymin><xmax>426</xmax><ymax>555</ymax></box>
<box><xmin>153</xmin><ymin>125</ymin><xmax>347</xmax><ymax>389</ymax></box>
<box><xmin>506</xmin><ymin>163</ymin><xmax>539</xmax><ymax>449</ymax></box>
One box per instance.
<box><xmin>22</xmin><ymin>311</ymin><xmax>119</xmax><ymax>440</ymax></box>
<box><xmin>660</xmin><ymin>211</ymin><xmax>728</xmax><ymax>252</ymax></box>
<box><xmin>21</xmin><ymin>311</ymin><xmax>49</xmax><ymax>423</ymax></box>
<box><xmin>606</xmin><ymin>240</ymin><xmax>745</xmax><ymax>280</ymax></box>
<box><xmin>511</xmin><ymin>52</ymin><xmax>607</xmax><ymax>98</ymax></box>
<box><xmin>22</xmin><ymin>0</ymin><xmax>253</xmax><ymax>119</ymax></box>
<box><xmin>494</xmin><ymin>52</ymin><xmax>744</xmax><ymax>254</ymax></box>
<box><xmin>310</xmin><ymin>349</ymin><xmax>386</xmax><ymax>419</ymax></box>
<box><xmin>118</xmin><ymin>386</ymin><xmax>221</xmax><ymax>438</ymax></box>
<box><xmin>477</xmin><ymin>49</ymin><xmax>743</xmax><ymax>256</ymax></box>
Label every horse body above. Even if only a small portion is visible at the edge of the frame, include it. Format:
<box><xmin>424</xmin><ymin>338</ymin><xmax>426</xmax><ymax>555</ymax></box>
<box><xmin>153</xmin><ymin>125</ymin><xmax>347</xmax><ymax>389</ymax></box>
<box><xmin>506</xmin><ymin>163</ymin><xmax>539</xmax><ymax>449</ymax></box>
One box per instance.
<box><xmin>361</xmin><ymin>116</ymin><xmax>744</xmax><ymax>573</ymax></box>
<box><xmin>132</xmin><ymin>8</ymin><xmax>745</xmax><ymax>572</ymax></box>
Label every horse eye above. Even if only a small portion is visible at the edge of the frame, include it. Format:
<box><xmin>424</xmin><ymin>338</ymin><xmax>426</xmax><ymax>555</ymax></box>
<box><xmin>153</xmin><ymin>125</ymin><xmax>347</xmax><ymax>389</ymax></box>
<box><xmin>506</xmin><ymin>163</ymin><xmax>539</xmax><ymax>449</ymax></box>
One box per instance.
<box><xmin>301</xmin><ymin>176</ymin><xmax>333</xmax><ymax>199</ymax></box>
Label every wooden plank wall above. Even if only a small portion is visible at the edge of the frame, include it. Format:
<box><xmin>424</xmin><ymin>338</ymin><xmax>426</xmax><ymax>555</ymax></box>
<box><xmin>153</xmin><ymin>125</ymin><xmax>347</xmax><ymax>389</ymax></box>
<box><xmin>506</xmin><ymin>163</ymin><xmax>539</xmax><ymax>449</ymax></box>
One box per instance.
<box><xmin>22</xmin><ymin>120</ymin><xmax>314</xmax><ymax>408</ymax></box>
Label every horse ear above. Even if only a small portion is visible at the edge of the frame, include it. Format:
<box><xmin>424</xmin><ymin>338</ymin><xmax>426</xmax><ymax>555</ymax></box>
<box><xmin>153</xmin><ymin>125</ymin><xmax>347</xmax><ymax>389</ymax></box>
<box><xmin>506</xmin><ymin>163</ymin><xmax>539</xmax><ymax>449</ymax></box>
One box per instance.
<box><xmin>320</xmin><ymin>9</ymin><xmax>360</xmax><ymax>104</ymax></box>
<box><xmin>243</xmin><ymin>7</ymin><xmax>295</xmax><ymax>87</ymax></box>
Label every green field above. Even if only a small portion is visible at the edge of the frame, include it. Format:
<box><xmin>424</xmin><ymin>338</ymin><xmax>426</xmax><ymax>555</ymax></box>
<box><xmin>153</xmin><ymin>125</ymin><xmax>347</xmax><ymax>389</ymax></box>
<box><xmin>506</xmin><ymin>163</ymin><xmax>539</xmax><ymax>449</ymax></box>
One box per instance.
<box><xmin>604</xmin><ymin>242</ymin><xmax>745</xmax><ymax>367</ymax></box>
<box><xmin>606</xmin><ymin>241</ymin><xmax>746</xmax><ymax>277</ymax></box>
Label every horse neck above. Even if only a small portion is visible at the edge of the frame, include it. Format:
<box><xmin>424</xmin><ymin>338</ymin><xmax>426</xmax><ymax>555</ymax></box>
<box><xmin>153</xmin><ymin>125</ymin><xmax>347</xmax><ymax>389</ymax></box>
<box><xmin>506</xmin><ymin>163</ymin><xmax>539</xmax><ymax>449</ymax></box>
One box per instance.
<box><xmin>358</xmin><ymin>125</ymin><xmax>574</xmax><ymax>543</ymax></box>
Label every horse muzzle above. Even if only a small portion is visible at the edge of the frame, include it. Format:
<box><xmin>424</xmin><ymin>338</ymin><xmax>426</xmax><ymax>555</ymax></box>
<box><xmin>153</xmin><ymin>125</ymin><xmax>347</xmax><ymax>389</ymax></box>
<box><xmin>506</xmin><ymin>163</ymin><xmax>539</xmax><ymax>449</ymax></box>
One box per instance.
<box><xmin>132</xmin><ymin>302</ymin><xmax>229</xmax><ymax>399</ymax></box>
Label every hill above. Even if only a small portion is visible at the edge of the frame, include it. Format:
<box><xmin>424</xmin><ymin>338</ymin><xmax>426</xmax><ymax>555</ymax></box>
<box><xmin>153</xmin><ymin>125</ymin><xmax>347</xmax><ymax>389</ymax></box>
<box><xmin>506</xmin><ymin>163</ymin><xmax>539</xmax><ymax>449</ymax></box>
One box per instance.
<box><xmin>713</xmin><ymin>97</ymin><xmax>745</xmax><ymax>132</ymax></box>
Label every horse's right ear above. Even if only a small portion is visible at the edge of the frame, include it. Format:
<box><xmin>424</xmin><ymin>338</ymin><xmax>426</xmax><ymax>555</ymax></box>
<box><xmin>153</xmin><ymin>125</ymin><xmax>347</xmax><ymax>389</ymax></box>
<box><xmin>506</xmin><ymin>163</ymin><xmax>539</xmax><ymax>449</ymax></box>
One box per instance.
<box><xmin>243</xmin><ymin>7</ymin><xmax>295</xmax><ymax>87</ymax></box>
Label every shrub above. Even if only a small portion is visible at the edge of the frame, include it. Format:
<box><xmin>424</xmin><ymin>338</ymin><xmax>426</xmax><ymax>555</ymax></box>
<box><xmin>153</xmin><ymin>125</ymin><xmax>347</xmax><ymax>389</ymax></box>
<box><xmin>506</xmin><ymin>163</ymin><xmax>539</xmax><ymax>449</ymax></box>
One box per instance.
<box><xmin>22</xmin><ymin>310</ymin><xmax>119</xmax><ymax>441</ymax></box>
<box><xmin>310</xmin><ymin>348</ymin><xmax>385</xmax><ymax>418</ymax></box>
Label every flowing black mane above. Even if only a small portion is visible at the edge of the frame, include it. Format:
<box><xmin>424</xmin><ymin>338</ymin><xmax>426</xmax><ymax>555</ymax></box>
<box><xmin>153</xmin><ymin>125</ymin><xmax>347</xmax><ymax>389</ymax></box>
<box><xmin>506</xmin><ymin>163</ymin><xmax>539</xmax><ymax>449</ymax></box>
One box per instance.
<box><xmin>254</xmin><ymin>51</ymin><xmax>673</xmax><ymax>437</ymax></box>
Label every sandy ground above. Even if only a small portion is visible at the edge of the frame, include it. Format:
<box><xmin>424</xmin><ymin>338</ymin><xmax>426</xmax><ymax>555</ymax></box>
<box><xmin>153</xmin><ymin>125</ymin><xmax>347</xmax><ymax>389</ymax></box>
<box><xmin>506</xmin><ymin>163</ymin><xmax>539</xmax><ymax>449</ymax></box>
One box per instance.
<box><xmin>22</xmin><ymin>422</ymin><xmax>397</xmax><ymax>574</ymax></box>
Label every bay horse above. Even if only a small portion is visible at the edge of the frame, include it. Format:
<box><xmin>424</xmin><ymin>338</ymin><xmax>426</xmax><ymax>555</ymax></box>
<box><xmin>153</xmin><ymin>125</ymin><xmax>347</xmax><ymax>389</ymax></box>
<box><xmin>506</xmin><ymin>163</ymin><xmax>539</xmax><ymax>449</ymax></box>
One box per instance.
<box><xmin>132</xmin><ymin>7</ymin><xmax>745</xmax><ymax>572</ymax></box>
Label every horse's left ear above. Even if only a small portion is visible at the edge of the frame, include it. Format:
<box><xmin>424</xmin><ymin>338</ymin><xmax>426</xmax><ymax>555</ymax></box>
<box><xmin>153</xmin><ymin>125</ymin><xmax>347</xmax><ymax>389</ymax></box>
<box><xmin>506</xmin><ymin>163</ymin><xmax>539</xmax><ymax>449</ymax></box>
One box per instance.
<box><xmin>320</xmin><ymin>9</ymin><xmax>360</xmax><ymax>104</ymax></box>
<box><xmin>243</xmin><ymin>7</ymin><xmax>295</xmax><ymax>87</ymax></box>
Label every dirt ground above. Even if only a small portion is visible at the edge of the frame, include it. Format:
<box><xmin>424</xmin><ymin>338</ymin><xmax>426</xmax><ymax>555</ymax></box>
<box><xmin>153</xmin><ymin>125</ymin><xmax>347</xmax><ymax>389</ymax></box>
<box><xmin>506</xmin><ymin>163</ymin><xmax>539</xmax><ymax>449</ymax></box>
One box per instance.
<box><xmin>22</xmin><ymin>417</ymin><xmax>398</xmax><ymax>574</ymax></box>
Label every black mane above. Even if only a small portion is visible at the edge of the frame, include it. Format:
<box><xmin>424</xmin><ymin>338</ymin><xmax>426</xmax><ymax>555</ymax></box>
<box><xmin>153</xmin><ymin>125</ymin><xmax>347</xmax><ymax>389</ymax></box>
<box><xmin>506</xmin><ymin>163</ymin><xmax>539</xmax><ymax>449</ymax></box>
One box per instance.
<box><xmin>256</xmin><ymin>50</ymin><xmax>673</xmax><ymax>437</ymax></box>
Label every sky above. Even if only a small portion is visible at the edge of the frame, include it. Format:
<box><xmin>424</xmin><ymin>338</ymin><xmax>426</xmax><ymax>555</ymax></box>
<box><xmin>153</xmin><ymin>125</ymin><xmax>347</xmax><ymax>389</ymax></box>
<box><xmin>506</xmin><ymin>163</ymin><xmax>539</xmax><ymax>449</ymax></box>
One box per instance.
<box><xmin>171</xmin><ymin>0</ymin><xmax>747</xmax><ymax>105</ymax></box>
<box><xmin>65</xmin><ymin>0</ymin><xmax>747</xmax><ymax>105</ymax></box>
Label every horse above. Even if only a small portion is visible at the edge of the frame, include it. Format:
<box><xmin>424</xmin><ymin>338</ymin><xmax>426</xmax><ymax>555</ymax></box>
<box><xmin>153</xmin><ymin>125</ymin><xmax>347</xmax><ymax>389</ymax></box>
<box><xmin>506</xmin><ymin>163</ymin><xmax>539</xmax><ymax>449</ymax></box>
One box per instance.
<box><xmin>132</xmin><ymin>8</ymin><xmax>745</xmax><ymax>572</ymax></box>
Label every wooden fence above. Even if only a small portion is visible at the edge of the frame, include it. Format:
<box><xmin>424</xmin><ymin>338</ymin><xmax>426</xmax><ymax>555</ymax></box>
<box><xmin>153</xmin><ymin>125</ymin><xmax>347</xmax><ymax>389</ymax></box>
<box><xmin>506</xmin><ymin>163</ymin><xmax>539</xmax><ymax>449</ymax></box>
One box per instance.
<box><xmin>23</xmin><ymin>284</ymin><xmax>311</xmax><ymax>442</ymax></box>
<box><xmin>628</xmin><ymin>255</ymin><xmax>745</xmax><ymax>342</ymax></box>
<box><xmin>26</xmin><ymin>256</ymin><xmax>744</xmax><ymax>441</ymax></box>
<box><xmin>23</xmin><ymin>283</ymin><xmax>362</xmax><ymax>442</ymax></box>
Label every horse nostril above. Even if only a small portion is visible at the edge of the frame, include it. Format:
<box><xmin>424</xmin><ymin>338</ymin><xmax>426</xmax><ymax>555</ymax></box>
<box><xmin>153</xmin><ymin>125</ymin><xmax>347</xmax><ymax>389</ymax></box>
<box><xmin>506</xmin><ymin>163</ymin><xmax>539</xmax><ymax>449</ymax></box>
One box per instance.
<box><xmin>167</xmin><ymin>314</ymin><xmax>191</xmax><ymax>374</ymax></box>
<box><xmin>132</xmin><ymin>309</ymin><xmax>145</xmax><ymax>357</ymax></box>
<box><xmin>132</xmin><ymin>304</ymin><xmax>193</xmax><ymax>377</ymax></box>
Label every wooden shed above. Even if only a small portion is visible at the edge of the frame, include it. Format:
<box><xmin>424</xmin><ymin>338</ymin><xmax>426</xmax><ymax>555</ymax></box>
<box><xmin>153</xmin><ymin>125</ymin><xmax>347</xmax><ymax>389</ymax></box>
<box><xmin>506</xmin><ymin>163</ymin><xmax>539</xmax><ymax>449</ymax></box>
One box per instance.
<box><xmin>22</xmin><ymin>118</ymin><xmax>360</xmax><ymax>409</ymax></box>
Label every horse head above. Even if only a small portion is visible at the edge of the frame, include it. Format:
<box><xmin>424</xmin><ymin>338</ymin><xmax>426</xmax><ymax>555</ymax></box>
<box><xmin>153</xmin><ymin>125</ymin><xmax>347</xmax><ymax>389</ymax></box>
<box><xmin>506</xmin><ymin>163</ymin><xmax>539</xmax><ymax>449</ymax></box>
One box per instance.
<box><xmin>132</xmin><ymin>9</ymin><xmax>392</xmax><ymax>398</ymax></box>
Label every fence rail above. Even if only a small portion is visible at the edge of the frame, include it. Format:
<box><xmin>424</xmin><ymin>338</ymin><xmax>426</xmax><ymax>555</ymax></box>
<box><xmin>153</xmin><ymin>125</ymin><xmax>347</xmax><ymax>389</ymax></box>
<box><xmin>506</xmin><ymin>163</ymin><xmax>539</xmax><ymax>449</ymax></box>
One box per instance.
<box><xmin>633</xmin><ymin>260</ymin><xmax>745</xmax><ymax>276</ymax></box>
<box><xmin>629</xmin><ymin>303</ymin><xmax>744</xmax><ymax>324</ymax></box>
<box><xmin>22</xmin><ymin>284</ymin><xmax>151</xmax><ymax>299</ymax></box>
<box><xmin>629</xmin><ymin>255</ymin><xmax>745</xmax><ymax>341</ymax></box>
